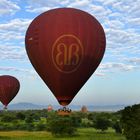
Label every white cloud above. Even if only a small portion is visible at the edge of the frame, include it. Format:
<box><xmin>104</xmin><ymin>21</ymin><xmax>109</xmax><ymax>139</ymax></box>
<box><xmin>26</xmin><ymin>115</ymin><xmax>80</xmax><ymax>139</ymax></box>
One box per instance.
<box><xmin>127</xmin><ymin>18</ymin><xmax>140</xmax><ymax>26</ymax></box>
<box><xmin>25</xmin><ymin>0</ymin><xmax>61</xmax><ymax>13</ymax></box>
<box><xmin>0</xmin><ymin>18</ymin><xmax>31</xmax><ymax>44</ymax></box>
<box><xmin>26</xmin><ymin>0</ymin><xmax>92</xmax><ymax>13</ymax></box>
<box><xmin>0</xmin><ymin>66</ymin><xmax>38</xmax><ymax>79</ymax></box>
<box><xmin>26</xmin><ymin>6</ymin><xmax>52</xmax><ymax>13</ymax></box>
<box><xmin>0</xmin><ymin>19</ymin><xmax>31</xmax><ymax>31</ymax></box>
<box><xmin>94</xmin><ymin>61</ymin><xmax>136</xmax><ymax>77</ymax></box>
<box><xmin>0</xmin><ymin>18</ymin><xmax>32</xmax><ymax>62</ymax></box>
<box><xmin>89</xmin><ymin>4</ymin><xmax>111</xmax><ymax>21</ymax></box>
<box><xmin>0</xmin><ymin>0</ymin><xmax>139</xmax><ymax>77</ymax></box>
<box><xmin>68</xmin><ymin>0</ymin><xmax>91</xmax><ymax>8</ymax></box>
<box><xmin>100</xmin><ymin>62</ymin><xmax>136</xmax><ymax>72</ymax></box>
<box><xmin>125</xmin><ymin>58</ymin><xmax>140</xmax><ymax>65</ymax></box>
<box><xmin>0</xmin><ymin>0</ymin><xmax>20</xmax><ymax>16</ymax></box>
<box><xmin>0</xmin><ymin>45</ymin><xmax>27</xmax><ymax>61</ymax></box>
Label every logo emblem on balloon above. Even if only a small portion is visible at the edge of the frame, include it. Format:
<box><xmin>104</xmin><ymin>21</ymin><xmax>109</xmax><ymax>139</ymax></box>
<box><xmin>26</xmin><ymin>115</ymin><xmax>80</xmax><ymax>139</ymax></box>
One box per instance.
<box><xmin>52</xmin><ymin>34</ymin><xmax>84</xmax><ymax>73</ymax></box>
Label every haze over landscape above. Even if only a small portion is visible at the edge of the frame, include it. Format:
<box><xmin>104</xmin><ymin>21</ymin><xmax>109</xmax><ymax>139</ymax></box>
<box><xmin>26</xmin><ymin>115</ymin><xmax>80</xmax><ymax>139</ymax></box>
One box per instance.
<box><xmin>0</xmin><ymin>0</ymin><xmax>140</xmax><ymax>107</ymax></box>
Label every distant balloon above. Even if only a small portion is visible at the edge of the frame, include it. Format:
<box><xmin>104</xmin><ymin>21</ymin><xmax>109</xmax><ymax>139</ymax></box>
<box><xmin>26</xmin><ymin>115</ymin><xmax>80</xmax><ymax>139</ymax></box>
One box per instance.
<box><xmin>0</xmin><ymin>75</ymin><xmax>20</xmax><ymax>109</ymax></box>
<box><xmin>25</xmin><ymin>8</ymin><xmax>106</xmax><ymax>106</ymax></box>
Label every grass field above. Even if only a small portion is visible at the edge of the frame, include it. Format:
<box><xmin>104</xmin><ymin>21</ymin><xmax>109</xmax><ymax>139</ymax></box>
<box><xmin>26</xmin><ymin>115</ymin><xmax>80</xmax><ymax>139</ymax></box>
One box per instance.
<box><xmin>0</xmin><ymin>128</ymin><xmax>126</xmax><ymax>140</ymax></box>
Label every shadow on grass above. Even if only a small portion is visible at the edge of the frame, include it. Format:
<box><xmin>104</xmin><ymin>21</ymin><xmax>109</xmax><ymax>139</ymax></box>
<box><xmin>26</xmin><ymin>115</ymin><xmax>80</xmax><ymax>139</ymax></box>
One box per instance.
<box><xmin>53</xmin><ymin>134</ymin><xmax>80</xmax><ymax>139</ymax></box>
<box><xmin>0</xmin><ymin>136</ymin><xmax>11</xmax><ymax>139</ymax></box>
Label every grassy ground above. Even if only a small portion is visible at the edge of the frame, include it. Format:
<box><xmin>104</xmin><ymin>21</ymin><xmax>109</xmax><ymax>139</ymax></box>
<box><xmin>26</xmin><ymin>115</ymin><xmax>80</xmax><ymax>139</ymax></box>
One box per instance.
<box><xmin>0</xmin><ymin>128</ymin><xmax>126</xmax><ymax>140</ymax></box>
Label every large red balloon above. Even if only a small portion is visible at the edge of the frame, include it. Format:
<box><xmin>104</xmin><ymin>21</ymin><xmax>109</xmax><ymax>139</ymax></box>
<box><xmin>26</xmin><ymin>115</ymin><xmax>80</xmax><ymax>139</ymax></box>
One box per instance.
<box><xmin>25</xmin><ymin>8</ymin><xmax>106</xmax><ymax>106</ymax></box>
<box><xmin>0</xmin><ymin>75</ymin><xmax>20</xmax><ymax>107</ymax></box>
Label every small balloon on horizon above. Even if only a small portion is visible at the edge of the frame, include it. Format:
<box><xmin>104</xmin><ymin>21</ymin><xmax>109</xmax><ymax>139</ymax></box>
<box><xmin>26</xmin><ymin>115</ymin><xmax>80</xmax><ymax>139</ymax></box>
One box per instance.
<box><xmin>0</xmin><ymin>75</ymin><xmax>20</xmax><ymax>110</ymax></box>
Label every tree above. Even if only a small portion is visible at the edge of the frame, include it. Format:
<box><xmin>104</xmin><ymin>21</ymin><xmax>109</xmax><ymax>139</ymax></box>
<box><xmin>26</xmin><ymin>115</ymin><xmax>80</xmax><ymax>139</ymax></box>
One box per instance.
<box><xmin>16</xmin><ymin>112</ymin><xmax>26</xmax><ymax>120</ymax></box>
<box><xmin>1</xmin><ymin>114</ymin><xmax>16</xmax><ymax>122</ymax></box>
<box><xmin>121</xmin><ymin>104</ymin><xmax>140</xmax><ymax>140</ymax></box>
<box><xmin>113</xmin><ymin>121</ymin><xmax>122</xmax><ymax>134</ymax></box>
<box><xmin>81</xmin><ymin>118</ymin><xmax>93</xmax><ymax>127</ymax></box>
<box><xmin>94</xmin><ymin>117</ymin><xmax>110</xmax><ymax>132</ymax></box>
<box><xmin>25</xmin><ymin>115</ymin><xmax>34</xmax><ymax>123</ymax></box>
<box><xmin>47</xmin><ymin>114</ymin><xmax>77</xmax><ymax>136</ymax></box>
<box><xmin>35</xmin><ymin>122</ymin><xmax>46</xmax><ymax>131</ymax></box>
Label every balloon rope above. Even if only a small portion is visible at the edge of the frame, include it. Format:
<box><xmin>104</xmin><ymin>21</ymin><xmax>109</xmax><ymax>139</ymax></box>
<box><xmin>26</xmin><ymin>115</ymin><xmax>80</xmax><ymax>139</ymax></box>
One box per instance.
<box><xmin>3</xmin><ymin>105</ymin><xmax>7</xmax><ymax>111</ymax></box>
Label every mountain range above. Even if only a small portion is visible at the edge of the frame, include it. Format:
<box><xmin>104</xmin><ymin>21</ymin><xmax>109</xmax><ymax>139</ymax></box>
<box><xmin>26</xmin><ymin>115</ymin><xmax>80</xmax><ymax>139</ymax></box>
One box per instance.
<box><xmin>0</xmin><ymin>102</ymin><xmax>128</xmax><ymax>112</ymax></box>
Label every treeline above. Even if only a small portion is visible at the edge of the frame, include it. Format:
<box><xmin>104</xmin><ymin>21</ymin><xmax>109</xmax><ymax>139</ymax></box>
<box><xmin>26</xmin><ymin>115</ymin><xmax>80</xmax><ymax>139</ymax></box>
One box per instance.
<box><xmin>121</xmin><ymin>104</ymin><xmax>140</xmax><ymax>140</ymax></box>
<box><xmin>0</xmin><ymin>104</ymin><xmax>139</xmax><ymax>140</ymax></box>
<box><xmin>0</xmin><ymin>109</ymin><xmax>121</xmax><ymax>133</ymax></box>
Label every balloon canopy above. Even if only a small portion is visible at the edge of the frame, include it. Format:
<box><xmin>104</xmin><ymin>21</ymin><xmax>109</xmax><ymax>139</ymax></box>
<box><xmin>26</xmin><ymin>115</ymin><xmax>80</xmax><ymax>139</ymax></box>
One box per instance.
<box><xmin>0</xmin><ymin>75</ymin><xmax>20</xmax><ymax>107</ymax></box>
<box><xmin>25</xmin><ymin>8</ymin><xmax>106</xmax><ymax>106</ymax></box>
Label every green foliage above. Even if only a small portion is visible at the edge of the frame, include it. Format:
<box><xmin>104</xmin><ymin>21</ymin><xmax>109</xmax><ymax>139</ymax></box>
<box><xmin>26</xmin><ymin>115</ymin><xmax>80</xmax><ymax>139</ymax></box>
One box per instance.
<box><xmin>121</xmin><ymin>104</ymin><xmax>140</xmax><ymax>140</ymax></box>
<box><xmin>47</xmin><ymin>114</ymin><xmax>78</xmax><ymax>136</ymax></box>
<box><xmin>70</xmin><ymin>113</ymin><xmax>81</xmax><ymax>127</ymax></box>
<box><xmin>16</xmin><ymin>112</ymin><xmax>26</xmax><ymax>120</ymax></box>
<box><xmin>94</xmin><ymin>117</ymin><xmax>111</xmax><ymax>132</ymax></box>
<box><xmin>0</xmin><ymin>109</ymin><xmax>124</xmax><ymax>134</ymax></box>
<box><xmin>1</xmin><ymin>114</ymin><xmax>16</xmax><ymax>122</ymax></box>
<box><xmin>25</xmin><ymin>115</ymin><xmax>34</xmax><ymax>123</ymax></box>
<box><xmin>81</xmin><ymin>118</ymin><xmax>93</xmax><ymax>127</ymax></box>
<box><xmin>0</xmin><ymin>128</ymin><xmax>126</xmax><ymax>140</ymax></box>
<box><xmin>113</xmin><ymin>121</ymin><xmax>122</xmax><ymax>134</ymax></box>
<box><xmin>35</xmin><ymin>123</ymin><xmax>46</xmax><ymax>131</ymax></box>
<box><xmin>23</xmin><ymin>123</ymin><xmax>34</xmax><ymax>131</ymax></box>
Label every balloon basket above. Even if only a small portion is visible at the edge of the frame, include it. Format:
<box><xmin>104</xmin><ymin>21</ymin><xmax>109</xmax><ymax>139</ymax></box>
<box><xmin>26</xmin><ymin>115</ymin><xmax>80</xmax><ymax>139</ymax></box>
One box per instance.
<box><xmin>57</xmin><ymin>107</ymin><xmax>71</xmax><ymax>116</ymax></box>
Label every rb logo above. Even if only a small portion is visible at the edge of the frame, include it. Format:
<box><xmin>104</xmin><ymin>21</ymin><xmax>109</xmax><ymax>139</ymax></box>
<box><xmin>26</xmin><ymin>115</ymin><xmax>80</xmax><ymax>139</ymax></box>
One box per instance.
<box><xmin>52</xmin><ymin>34</ymin><xmax>84</xmax><ymax>73</ymax></box>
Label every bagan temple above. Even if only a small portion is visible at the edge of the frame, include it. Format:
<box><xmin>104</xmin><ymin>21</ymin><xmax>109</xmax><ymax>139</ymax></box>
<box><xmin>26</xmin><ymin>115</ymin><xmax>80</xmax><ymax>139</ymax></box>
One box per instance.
<box><xmin>81</xmin><ymin>105</ymin><xmax>88</xmax><ymax>113</ymax></box>
<box><xmin>47</xmin><ymin>105</ymin><xmax>53</xmax><ymax>111</ymax></box>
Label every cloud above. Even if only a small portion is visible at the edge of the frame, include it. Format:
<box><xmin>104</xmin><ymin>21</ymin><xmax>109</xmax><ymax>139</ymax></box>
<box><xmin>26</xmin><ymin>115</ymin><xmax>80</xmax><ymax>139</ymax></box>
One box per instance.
<box><xmin>0</xmin><ymin>18</ymin><xmax>31</xmax><ymax>44</ymax></box>
<box><xmin>0</xmin><ymin>18</ymin><xmax>31</xmax><ymax>31</ymax></box>
<box><xmin>0</xmin><ymin>18</ymin><xmax>32</xmax><ymax>62</ymax></box>
<box><xmin>0</xmin><ymin>45</ymin><xmax>27</xmax><ymax>61</ymax></box>
<box><xmin>124</xmin><ymin>58</ymin><xmax>140</xmax><ymax>65</ymax></box>
<box><xmin>0</xmin><ymin>0</ymin><xmax>139</xmax><ymax>77</ymax></box>
<box><xmin>25</xmin><ymin>0</ymin><xmax>92</xmax><ymax>13</ymax></box>
<box><xmin>25</xmin><ymin>0</ymin><xmax>61</xmax><ymax>13</ymax></box>
<box><xmin>93</xmin><ymin>61</ymin><xmax>136</xmax><ymax>77</ymax></box>
<box><xmin>0</xmin><ymin>0</ymin><xmax>20</xmax><ymax>16</ymax></box>
<box><xmin>100</xmin><ymin>62</ymin><xmax>136</xmax><ymax>72</ymax></box>
<box><xmin>127</xmin><ymin>18</ymin><xmax>140</xmax><ymax>26</ymax></box>
<box><xmin>68</xmin><ymin>0</ymin><xmax>91</xmax><ymax>8</ymax></box>
<box><xmin>0</xmin><ymin>66</ymin><xmax>38</xmax><ymax>79</ymax></box>
<box><xmin>26</xmin><ymin>6</ymin><xmax>52</xmax><ymax>13</ymax></box>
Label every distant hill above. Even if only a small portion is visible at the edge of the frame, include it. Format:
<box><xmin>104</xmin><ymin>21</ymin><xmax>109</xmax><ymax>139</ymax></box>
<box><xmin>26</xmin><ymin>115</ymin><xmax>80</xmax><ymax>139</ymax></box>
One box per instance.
<box><xmin>0</xmin><ymin>102</ymin><xmax>127</xmax><ymax>111</ymax></box>
<box><xmin>0</xmin><ymin>102</ymin><xmax>46</xmax><ymax>110</ymax></box>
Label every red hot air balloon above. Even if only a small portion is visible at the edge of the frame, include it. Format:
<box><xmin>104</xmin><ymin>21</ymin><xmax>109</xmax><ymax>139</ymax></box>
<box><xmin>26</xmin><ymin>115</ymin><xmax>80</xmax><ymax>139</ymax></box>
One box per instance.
<box><xmin>0</xmin><ymin>75</ymin><xmax>20</xmax><ymax>109</ymax></box>
<box><xmin>25</xmin><ymin>8</ymin><xmax>106</xmax><ymax>106</ymax></box>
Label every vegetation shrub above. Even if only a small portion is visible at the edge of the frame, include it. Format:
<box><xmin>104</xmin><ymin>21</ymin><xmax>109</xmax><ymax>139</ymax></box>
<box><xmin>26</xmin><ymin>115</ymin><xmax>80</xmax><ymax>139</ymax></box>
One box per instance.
<box><xmin>1</xmin><ymin>114</ymin><xmax>16</xmax><ymax>122</ymax></box>
<box><xmin>121</xmin><ymin>104</ymin><xmax>140</xmax><ymax>140</ymax></box>
<box><xmin>113</xmin><ymin>121</ymin><xmax>122</xmax><ymax>134</ymax></box>
<box><xmin>25</xmin><ymin>123</ymin><xmax>35</xmax><ymax>131</ymax></box>
<box><xmin>81</xmin><ymin>118</ymin><xmax>93</xmax><ymax>127</ymax></box>
<box><xmin>16</xmin><ymin>112</ymin><xmax>26</xmax><ymax>120</ymax></box>
<box><xmin>47</xmin><ymin>114</ymin><xmax>78</xmax><ymax>136</ymax></box>
<box><xmin>94</xmin><ymin>117</ymin><xmax>111</xmax><ymax>132</ymax></box>
<box><xmin>35</xmin><ymin>122</ymin><xmax>47</xmax><ymax>131</ymax></box>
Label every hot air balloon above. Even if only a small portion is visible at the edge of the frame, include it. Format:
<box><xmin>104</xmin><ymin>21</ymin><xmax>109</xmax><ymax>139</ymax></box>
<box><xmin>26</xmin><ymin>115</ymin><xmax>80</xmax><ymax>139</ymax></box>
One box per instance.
<box><xmin>0</xmin><ymin>75</ymin><xmax>20</xmax><ymax>109</ymax></box>
<box><xmin>25</xmin><ymin>8</ymin><xmax>106</xmax><ymax>108</ymax></box>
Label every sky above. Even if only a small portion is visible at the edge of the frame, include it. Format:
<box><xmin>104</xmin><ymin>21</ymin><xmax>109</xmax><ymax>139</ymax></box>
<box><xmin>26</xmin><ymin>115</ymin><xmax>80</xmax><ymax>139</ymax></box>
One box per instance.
<box><xmin>0</xmin><ymin>0</ymin><xmax>140</xmax><ymax>106</ymax></box>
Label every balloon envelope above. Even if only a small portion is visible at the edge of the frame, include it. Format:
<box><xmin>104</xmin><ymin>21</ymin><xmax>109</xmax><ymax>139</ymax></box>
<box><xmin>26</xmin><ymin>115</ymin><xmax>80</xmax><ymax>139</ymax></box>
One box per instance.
<box><xmin>0</xmin><ymin>75</ymin><xmax>20</xmax><ymax>107</ymax></box>
<box><xmin>25</xmin><ymin>8</ymin><xmax>106</xmax><ymax>106</ymax></box>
